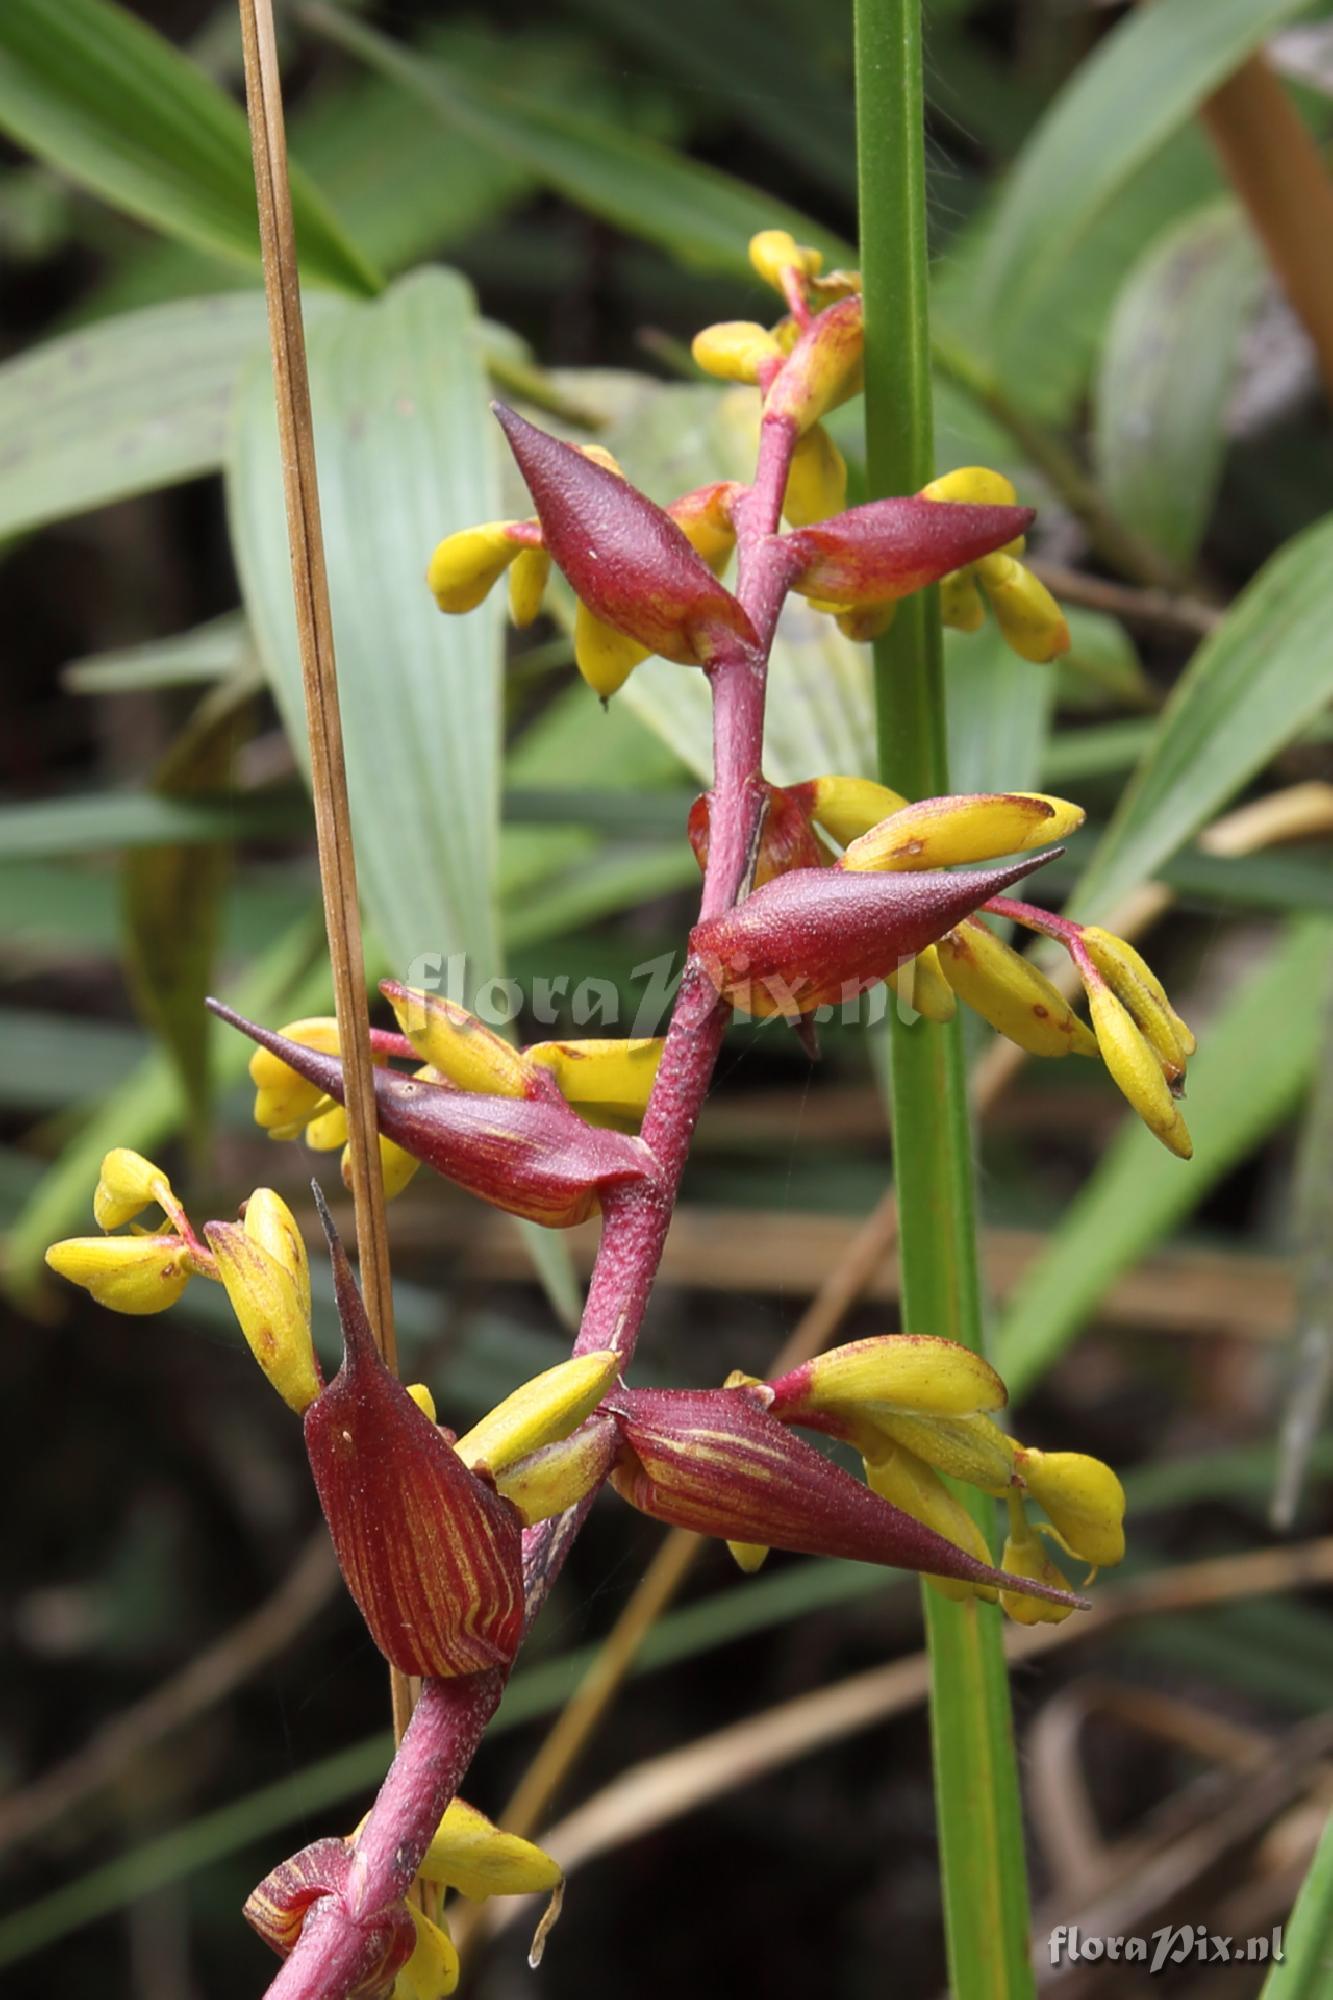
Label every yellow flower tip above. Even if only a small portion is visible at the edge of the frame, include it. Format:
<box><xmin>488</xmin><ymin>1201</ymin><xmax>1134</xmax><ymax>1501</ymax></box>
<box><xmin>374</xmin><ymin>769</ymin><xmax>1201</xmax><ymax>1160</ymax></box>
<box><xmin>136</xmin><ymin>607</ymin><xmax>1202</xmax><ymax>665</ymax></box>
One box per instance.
<box><xmin>670</xmin><ymin>483</ymin><xmax>740</xmax><ymax>574</ymax></box>
<box><xmin>782</xmin><ymin>423</ymin><xmax>847</xmax><ymax>528</ymax></box>
<box><xmin>840</xmin><ymin>790</ymin><xmax>1081</xmax><ymax>874</ymax></box>
<box><xmin>573</xmin><ymin>597</ymin><xmax>650</xmax><ymax>698</ymax></box>
<box><xmin>524</xmin><ymin>1037</ymin><xmax>664</xmax><ymax>1125</ymax></box>
<box><xmin>1015</xmin><ymin>1448</ymin><xmax>1126</xmax><ymax>1570</ymax></box>
<box><xmin>494</xmin><ymin>1421</ymin><xmax>616</xmax><ymax>1526</ymax></box>
<box><xmin>998</xmin><ymin>1529</ymin><xmax>1075</xmax><ymax>1626</ymax></box>
<box><xmin>92</xmin><ymin>1148</ymin><xmax>175</xmax><ymax>1231</ymax></box>
<box><xmin>835</xmin><ymin>600</ymin><xmax>896</xmax><ymax>643</ymax></box>
<box><xmin>748</xmin><ymin>228</ymin><xmax>823</xmax><ymax>292</ymax></box>
<box><xmin>507</xmin><ymin>544</ymin><xmax>551</xmax><ymax>629</ymax></box>
<box><xmin>807</xmin><ymin>773</ymin><xmax>909</xmax><ymax>847</ymax></box>
<box><xmin>870</xmin><ymin>1410</ymin><xmax>1018</xmax><ymax>1496</ymax></box>
<box><xmin>938</xmin><ymin>919</ymin><xmax>1099</xmax><ymax>1061</ymax></box>
<box><xmin>577</xmin><ymin>441</ymin><xmax>624</xmax><ymax>476</ymax></box>
<box><xmin>426</xmin><ymin>521</ymin><xmax>526</xmax><ymax>615</ymax></box>
<box><xmin>381</xmin><ymin>983</ymin><xmax>531</xmax><ymax>1098</ymax></box>
<box><xmin>727</xmin><ymin>1539</ymin><xmax>769</xmax><ymax>1573</ymax></box>
<box><xmin>418</xmin><ymin>1797</ymin><xmax>563</xmax><ymax>1902</ymax></box>
<box><xmin>864</xmin><ymin>1444</ymin><xmax>998</xmax><ymax>1603</ymax></box>
<box><xmin>796</xmin><ymin>1333</ymin><xmax>1008</xmax><ymax>1422</ymax></box>
<box><xmin>1086</xmin><ymin>983</ymin><xmax>1192</xmax><ymax>1156</ymax></box>
<box><xmin>392</xmin><ymin>1905</ymin><xmax>459</xmax><ymax>2000</ymax></box>
<box><xmin>45</xmin><ymin>1233</ymin><xmax>193</xmax><ymax>1316</ymax></box>
<box><xmin>243</xmin><ymin>1188</ymin><xmax>311</xmax><ymax>1327</ymax></box>
<box><xmin>305</xmin><ymin>1104</ymin><xmax>350</xmax><ymax>1152</ymax></box>
<box><xmin>938</xmin><ymin>570</ymin><xmax>987</xmax><ymax>633</ymax></box>
<box><xmin>455</xmin><ymin>1350</ymin><xmax>621</xmax><ymax>1477</ymax></box>
<box><xmin>1080</xmin><ymin>927</ymin><xmax>1195</xmax><ymax>1069</ymax></box>
<box><xmin>204</xmin><ymin>1218</ymin><xmax>319</xmax><ymax>1414</ymax></box>
<box><xmin>407</xmin><ymin>1382</ymin><xmax>438</xmax><ymax>1423</ymax></box>
<box><xmin>250</xmin><ymin>1018</ymin><xmax>341</xmax><ymax>1135</ymax></box>
<box><xmin>920</xmin><ymin>465</ymin><xmax>1019</xmax><ymax>510</ymax></box>
<box><xmin>975</xmin><ymin>554</ymin><xmax>1071</xmax><ymax>663</ymax></box>
<box><xmin>886</xmin><ymin>946</ymin><xmax>958</xmax><ymax>1023</ymax></box>
<box><xmin>691</xmin><ymin>319</ymin><xmax>783</xmax><ymax>385</ymax></box>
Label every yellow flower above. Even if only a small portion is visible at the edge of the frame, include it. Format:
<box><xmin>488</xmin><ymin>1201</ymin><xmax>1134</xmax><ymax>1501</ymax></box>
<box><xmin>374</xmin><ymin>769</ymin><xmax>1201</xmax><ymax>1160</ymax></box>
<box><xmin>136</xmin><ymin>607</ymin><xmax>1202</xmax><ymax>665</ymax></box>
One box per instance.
<box><xmin>92</xmin><ymin>1148</ymin><xmax>176</xmax><ymax>1231</ymax></box>
<box><xmin>205</xmin><ymin>1190</ymin><xmax>320</xmax><ymax>1414</ymax></box>
<box><xmin>922</xmin><ymin>465</ymin><xmax>1070</xmax><ymax>662</ymax></box>
<box><xmin>45</xmin><ymin>1234</ymin><xmax>194</xmax><ymax>1316</ymax></box>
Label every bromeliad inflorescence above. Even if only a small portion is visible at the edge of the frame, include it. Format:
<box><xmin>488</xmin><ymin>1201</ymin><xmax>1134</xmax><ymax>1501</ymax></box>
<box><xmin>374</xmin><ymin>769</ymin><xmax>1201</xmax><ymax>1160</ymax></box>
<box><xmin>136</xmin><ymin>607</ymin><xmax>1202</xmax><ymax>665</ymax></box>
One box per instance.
<box><xmin>45</xmin><ymin>227</ymin><xmax>1193</xmax><ymax>2000</ymax></box>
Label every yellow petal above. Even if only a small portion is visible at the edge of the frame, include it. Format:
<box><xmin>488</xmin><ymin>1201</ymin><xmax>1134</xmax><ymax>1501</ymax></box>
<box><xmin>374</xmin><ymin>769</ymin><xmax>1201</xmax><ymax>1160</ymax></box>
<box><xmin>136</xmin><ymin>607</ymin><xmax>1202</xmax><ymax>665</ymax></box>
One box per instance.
<box><xmin>748</xmin><ymin>228</ymin><xmax>822</xmax><ymax>291</ymax></box>
<box><xmin>93</xmin><ymin>1147</ymin><xmax>174</xmax><ymax>1231</ymax></box>
<box><xmin>919</xmin><ymin>465</ymin><xmax>1018</xmax><ymax>509</ymax></box>
<box><xmin>840</xmin><ymin>792</ymin><xmax>1084</xmax><ymax>872</ymax></box>
<box><xmin>524</xmin><ymin>1038</ymin><xmax>663</xmax><ymax>1125</ymax></box>
<box><xmin>251</xmin><ymin>1018</ymin><xmax>340</xmax><ymax>1134</ymax></box>
<box><xmin>998</xmin><ymin>1527</ymin><xmax>1075</xmax><ymax>1625</ymax></box>
<box><xmin>383</xmin><ymin>986</ymin><xmax>531</xmax><ymax>1098</ymax></box>
<box><xmin>937</xmin><ymin>919</ymin><xmax>1099</xmax><ymax>1059</ymax></box>
<box><xmin>407</xmin><ymin>1382</ymin><xmax>437</xmax><ymax>1422</ymax></box>
<box><xmin>205</xmin><ymin>1220</ymin><xmax>319</xmax><ymax>1413</ymax></box>
<box><xmin>975</xmin><ymin>555</ymin><xmax>1070</xmax><ymax>663</ymax></box>
<box><xmin>864</xmin><ymin>1443</ymin><xmax>997</xmax><ymax>1603</ymax></box>
<box><xmin>574</xmin><ymin>599</ymin><xmax>650</xmax><ymax>698</ymax></box>
<box><xmin>495</xmin><ymin>1422</ymin><xmax>618</xmax><ymax>1526</ymax></box>
<box><xmin>807</xmin><ymin>774</ymin><xmax>909</xmax><ymax>847</ymax></box>
<box><xmin>46</xmin><ymin>1233</ymin><xmax>192</xmax><ymax>1316</ymax></box>
<box><xmin>427</xmin><ymin>521</ymin><xmax>524</xmax><ymax>614</ymax></box>
<box><xmin>691</xmin><ymin>319</ymin><xmax>783</xmax><ymax>384</ymax></box>
<box><xmin>1016</xmin><ymin>1447</ymin><xmax>1126</xmax><ymax>1569</ymax></box>
<box><xmin>455</xmin><ymin>1351</ymin><xmax>620</xmax><ymax>1475</ymax></box>
<box><xmin>304</xmin><ymin>1104</ymin><xmax>349</xmax><ymax>1152</ymax></box>
<box><xmin>1087</xmin><ymin>984</ymin><xmax>1192</xmax><ymax>1157</ymax></box>
<box><xmin>886</xmin><ymin>946</ymin><xmax>957</xmax><ymax>1023</ymax></box>
<box><xmin>870</xmin><ymin>1411</ymin><xmax>1017</xmax><ymax>1494</ymax></box>
<box><xmin>392</xmin><ymin>1905</ymin><xmax>459</xmax><ymax>2000</ymax></box>
<box><xmin>938</xmin><ymin>570</ymin><xmax>987</xmax><ymax>633</ymax></box>
<box><xmin>1081</xmin><ymin>926</ymin><xmax>1195</xmax><ymax>1068</ymax></box>
<box><xmin>782</xmin><ymin>422</ymin><xmax>847</xmax><ymax>528</ymax></box>
<box><xmin>798</xmin><ymin>1334</ymin><xmax>1007</xmax><ymax>1419</ymax></box>
<box><xmin>727</xmin><ymin>1540</ymin><xmax>769</xmax><ymax>1573</ymax></box>
<box><xmin>418</xmin><ymin>1797</ymin><xmax>563</xmax><ymax>1901</ymax></box>
<box><xmin>243</xmin><ymin>1188</ymin><xmax>311</xmax><ymax>1330</ymax></box>
<box><xmin>507</xmin><ymin>545</ymin><xmax>551</xmax><ymax>629</ymax></box>
<box><xmin>835</xmin><ymin>601</ymin><xmax>896</xmax><ymax>643</ymax></box>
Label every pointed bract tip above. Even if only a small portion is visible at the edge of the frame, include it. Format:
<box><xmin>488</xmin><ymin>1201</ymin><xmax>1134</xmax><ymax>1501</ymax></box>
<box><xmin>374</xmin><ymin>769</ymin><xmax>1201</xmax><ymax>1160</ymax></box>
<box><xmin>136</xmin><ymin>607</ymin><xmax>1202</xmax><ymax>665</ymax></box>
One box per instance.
<box><xmin>308</xmin><ymin>1181</ymin><xmax>376</xmax><ymax>1371</ymax></box>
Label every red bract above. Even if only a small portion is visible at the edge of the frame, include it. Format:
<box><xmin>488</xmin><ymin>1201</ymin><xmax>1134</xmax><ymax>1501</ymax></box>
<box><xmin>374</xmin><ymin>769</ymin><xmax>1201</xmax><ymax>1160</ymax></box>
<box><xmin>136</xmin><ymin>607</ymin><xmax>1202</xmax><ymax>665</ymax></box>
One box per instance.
<box><xmin>491</xmin><ymin>404</ymin><xmax>758</xmax><ymax>665</ymax></box>
<box><xmin>687</xmin><ymin>781</ymin><xmax>829</xmax><ymax>888</ymax></box>
<box><xmin>206</xmin><ymin>1001</ymin><xmax>655</xmax><ymax>1228</ymax></box>
<box><xmin>305</xmin><ymin>1189</ymin><xmax>524</xmax><ymax>1678</ymax></box>
<box><xmin>784</xmin><ymin>497</ymin><xmax>1034</xmax><ymax>609</ymax></box>
<box><xmin>689</xmin><ymin>850</ymin><xmax>1057</xmax><ymax>1016</ymax></box>
<box><xmin>608</xmin><ymin>1386</ymin><xmax>1084</xmax><ymax>1608</ymax></box>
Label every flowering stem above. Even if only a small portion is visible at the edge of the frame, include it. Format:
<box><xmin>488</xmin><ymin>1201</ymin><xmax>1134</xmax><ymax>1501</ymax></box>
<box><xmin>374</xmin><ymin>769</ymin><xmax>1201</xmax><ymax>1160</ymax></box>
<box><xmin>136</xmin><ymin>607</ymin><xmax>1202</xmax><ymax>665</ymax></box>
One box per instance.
<box><xmin>854</xmin><ymin>3</ymin><xmax>1037</xmax><ymax>1997</ymax></box>
<box><xmin>263</xmin><ymin>410</ymin><xmax>798</xmax><ymax>2000</ymax></box>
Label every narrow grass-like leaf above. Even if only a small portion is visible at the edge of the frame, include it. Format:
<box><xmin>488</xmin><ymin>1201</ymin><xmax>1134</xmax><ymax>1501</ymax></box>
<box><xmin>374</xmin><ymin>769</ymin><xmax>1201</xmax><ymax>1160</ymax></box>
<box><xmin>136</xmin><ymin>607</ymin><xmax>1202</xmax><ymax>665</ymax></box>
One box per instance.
<box><xmin>995</xmin><ymin>918</ymin><xmax>1333</xmax><ymax>1400</ymax></box>
<box><xmin>1071</xmin><ymin>515</ymin><xmax>1333</xmax><ymax>920</ymax></box>
<box><xmin>975</xmin><ymin>0</ymin><xmax>1309</xmax><ymax>357</ymax></box>
<box><xmin>229</xmin><ymin>269</ymin><xmax>504</xmax><ymax>988</ymax></box>
<box><xmin>1261</xmin><ymin>1807</ymin><xmax>1333</xmax><ymax>1997</ymax></box>
<box><xmin>0</xmin><ymin>0</ymin><xmax>379</xmax><ymax>293</ymax></box>
<box><xmin>308</xmin><ymin>4</ymin><xmax>853</xmax><ymax>279</ymax></box>
<box><xmin>0</xmin><ymin>789</ymin><xmax>308</xmax><ymax>857</ymax></box>
<box><xmin>63</xmin><ymin>614</ymin><xmax>250</xmax><ymax>695</ymax></box>
<box><xmin>1094</xmin><ymin>204</ymin><xmax>1263</xmax><ymax>566</ymax></box>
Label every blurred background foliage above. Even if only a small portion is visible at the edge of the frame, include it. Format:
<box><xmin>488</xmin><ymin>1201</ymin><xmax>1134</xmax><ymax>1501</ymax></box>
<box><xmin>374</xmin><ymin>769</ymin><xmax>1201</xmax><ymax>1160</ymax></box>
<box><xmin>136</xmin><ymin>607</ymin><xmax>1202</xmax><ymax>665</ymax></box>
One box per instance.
<box><xmin>1</xmin><ymin>1</ymin><xmax>1332</xmax><ymax>1995</ymax></box>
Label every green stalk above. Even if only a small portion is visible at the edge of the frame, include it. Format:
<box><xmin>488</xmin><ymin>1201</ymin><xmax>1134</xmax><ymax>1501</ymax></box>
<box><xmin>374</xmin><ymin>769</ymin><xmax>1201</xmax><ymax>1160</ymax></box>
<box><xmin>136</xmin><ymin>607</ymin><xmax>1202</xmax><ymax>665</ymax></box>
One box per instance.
<box><xmin>853</xmin><ymin>4</ymin><xmax>1036</xmax><ymax>1996</ymax></box>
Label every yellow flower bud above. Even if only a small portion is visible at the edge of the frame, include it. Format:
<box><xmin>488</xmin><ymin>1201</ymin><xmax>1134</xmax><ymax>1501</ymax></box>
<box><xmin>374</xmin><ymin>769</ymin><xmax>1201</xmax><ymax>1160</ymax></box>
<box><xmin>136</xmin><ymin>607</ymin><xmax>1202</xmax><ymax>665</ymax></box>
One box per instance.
<box><xmin>525</xmin><ymin>1038</ymin><xmax>663</xmax><ymax>1125</ymax></box>
<box><xmin>726</xmin><ymin>1539</ymin><xmax>769</xmax><ymax>1573</ymax></box>
<box><xmin>427</xmin><ymin>521</ymin><xmax>524</xmax><ymax>615</ymax></box>
<box><xmin>304</xmin><ymin>1104</ymin><xmax>348</xmax><ymax>1152</ymax></box>
<box><xmin>494</xmin><ymin>1421</ymin><xmax>617</xmax><ymax>1526</ymax></box>
<box><xmin>1016</xmin><ymin>1447</ymin><xmax>1126</xmax><ymax>1570</ymax></box>
<box><xmin>577</xmin><ymin>441</ymin><xmax>624</xmax><ymax>476</ymax></box>
<box><xmin>574</xmin><ymin>597</ymin><xmax>650</xmax><ymax>699</ymax></box>
<box><xmin>795</xmin><ymin>1333</ymin><xmax>1007</xmax><ymax>1421</ymax></box>
<box><xmin>1081</xmin><ymin>926</ymin><xmax>1195</xmax><ymax>1070</ymax></box>
<box><xmin>376</xmin><ymin>1134</ymin><xmax>423</xmax><ymax>1200</ymax></box>
<box><xmin>938</xmin><ymin>570</ymin><xmax>987</xmax><ymax>633</ymax></box>
<box><xmin>382</xmin><ymin>985</ymin><xmax>531</xmax><ymax>1098</ymax></box>
<box><xmin>864</xmin><ymin>1443</ymin><xmax>998</xmax><ymax>1603</ymax></box>
<box><xmin>920</xmin><ymin>466</ymin><xmax>1019</xmax><ymax>510</ymax></box>
<box><xmin>205</xmin><ymin>1210</ymin><xmax>320</xmax><ymax>1414</ymax></box>
<box><xmin>691</xmin><ymin>319</ymin><xmax>784</xmax><ymax>384</ymax></box>
<box><xmin>455</xmin><ymin>1351</ymin><xmax>620</xmax><ymax>1475</ymax></box>
<box><xmin>839</xmin><ymin>792</ymin><xmax>1084</xmax><ymax>873</ymax></box>
<box><xmin>782</xmin><ymin>423</ymin><xmax>847</xmax><ymax>527</ymax></box>
<box><xmin>243</xmin><ymin>1188</ymin><xmax>310</xmax><ymax>1329</ymax></box>
<box><xmin>835</xmin><ymin>601</ymin><xmax>896</xmax><ymax>643</ymax></box>
<box><xmin>998</xmin><ymin>1518</ymin><xmax>1075</xmax><ymax>1626</ymax></box>
<box><xmin>764</xmin><ymin>296</ymin><xmax>864</xmax><ymax>435</ymax></box>
<box><xmin>748</xmin><ymin>228</ymin><xmax>823</xmax><ymax>292</ymax></box>
<box><xmin>418</xmin><ymin>1797</ymin><xmax>563</xmax><ymax>1902</ymax></box>
<box><xmin>886</xmin><ymin>946</ymin><xmax>957</xmax><ymax>1023</ymax></box>
<box><xmin>407</xmin><ymin>1382</ymin><xmax>437</xmax><ymax>1422</ymax></box>
<box><xmin>975</xmin><ymin>554</ymin><xmax>1070</xmax><ymax>663</ymax></box>
<box><xmin>937</xmin><ymin>919</ymin><xmax>1099</xmax><ymax>1060</ymax></box>
<box><xmin>45</xmin><ymin>1234</ymin><xmax>193</xmax><ymax>1316</ymax></box>
<box><xmin>250</xmin><ymin>1018</ymin><xmax>341</xmax><ymax>1136</ymax></box>
<box><xmin>669</xmin><ymin>483</ymin><xmax>739</xmax><ymax>574</ymax></box>
<box><xmin>392</xmin><ymin>1904</ymin><xmax>459</xmax><ymax>2000</ymax></box>
<box><xmin>807</xmin><ymin>774</ymin><xmax>909</xmax><ymax>847</ymax></box>
<box><xmin>870</xmin><ymin>1411</ymin><xmax>1017</xmax><ymax>1495</ymax></box>
<box><xmin>92</xmin><ymin>1148</ymin><xmax>175</xmax><ymax>1231</ymax></box>
<box><xmin>507</xmin><ymin>545</ymin><xmax>551</xmax><ymax>629</ymax></box>
<box><xmin>1086</xmin><ymin>983</ymin><xmax>1192</xmax><ymax>1157</ymax></box>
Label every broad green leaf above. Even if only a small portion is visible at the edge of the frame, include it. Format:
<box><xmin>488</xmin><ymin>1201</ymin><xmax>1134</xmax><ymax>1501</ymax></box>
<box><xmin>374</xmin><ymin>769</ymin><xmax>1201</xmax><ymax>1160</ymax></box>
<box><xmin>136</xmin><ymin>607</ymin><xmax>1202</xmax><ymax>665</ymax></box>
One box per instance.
<box><xmin>1094</xmin><ymin>204</ymin><xmax>1264</xmax><ymax>566</ymax></box>
<box><xmin>995</xmin><ymin>917</ymin><xmax>1333</xmax><ymax>1400</ymax></box>
<box><xmin>229</xmin><ymin>269</ymin><xmax>504</xmax><ymax>989</ymax></box>
<box><xmin>1071</xmin><ymin>514</ymin><xmax>1333</xmax><ymax>921</ymax></box>
<box><xmin>0</xmin><ymin>0</ymin><xmax>379</xmax><ymax>293</ymax></box>
<box><xmin>0</xmin><ymin>1011</ymin><xmax>148</xmax><ymax>1112</ymax></box>
<box><xmin>0</xmin><ymin>296</ymin><xmax>280</xmax><ymax>540</ymax></box>
<box><xmin>946</xmin><ymin>634</ymin><xmax>1056</xmax><ymax>797</ymax></box>
<box><xmin>63</xmin><ymin>613</ymin><xmax>250</xmax><ymax>695</ymax></box>
<box><xmin>0</xmin><ymin>788</ymin><xmax>307</xmax><ymax>857</ymax></box>
<box><xmin>1262</xmin><ymin>1807</ymin><xmax>1333</xmax><ymax>1997</ymax></box>
<box><xmin>308</xmin><ymin>4</ymin><xmax>853</xmax><ymax>279</ymax></box>
<box><xmin>975</xmin><ymin>0</ymin><xmax>1310</xmax><ymax>358</ymax></box>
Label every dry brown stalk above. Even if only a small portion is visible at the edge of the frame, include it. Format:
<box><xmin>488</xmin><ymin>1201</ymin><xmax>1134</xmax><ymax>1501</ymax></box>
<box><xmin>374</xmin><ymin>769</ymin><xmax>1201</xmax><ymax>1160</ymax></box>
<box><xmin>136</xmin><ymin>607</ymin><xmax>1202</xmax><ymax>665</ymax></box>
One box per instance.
<box><xmin>235</xmin><ymin>0</ymin><xmax>409</xmax><ymax>1742</ymax></box>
